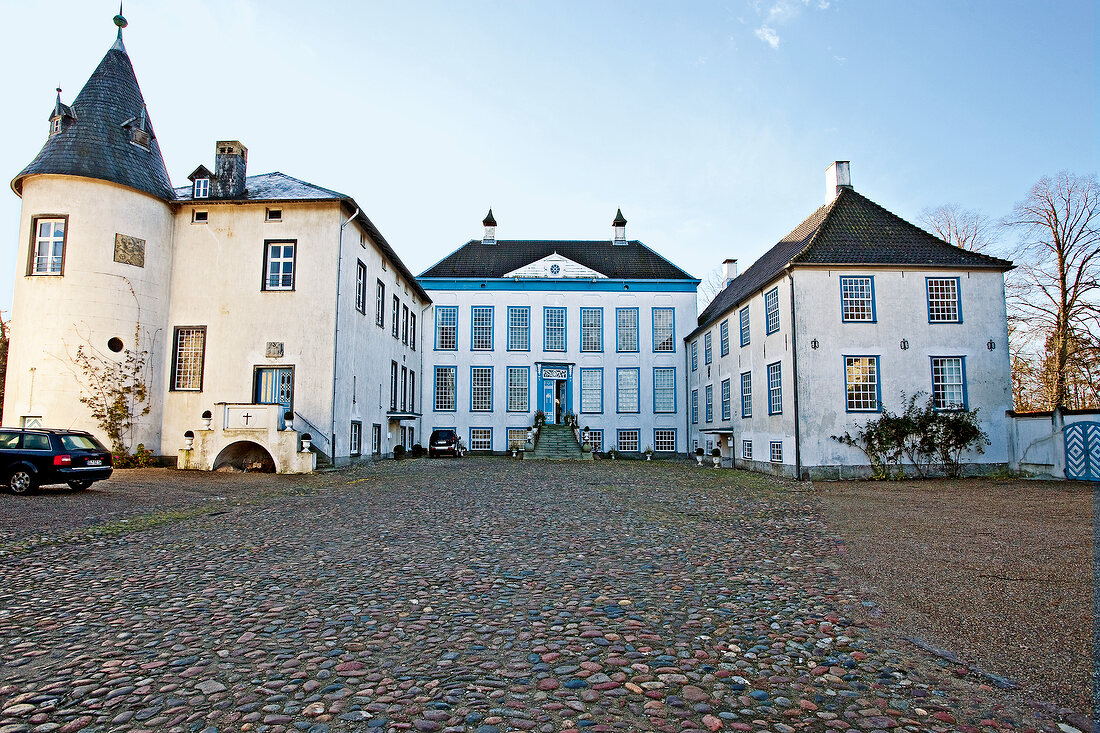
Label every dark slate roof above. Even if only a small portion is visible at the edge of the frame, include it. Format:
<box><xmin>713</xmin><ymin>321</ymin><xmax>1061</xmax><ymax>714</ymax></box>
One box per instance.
<box><xmin>174</xmin><ymin>171</ymin><xmax>347</xmax><ymax>202</ymax></box>
<box><xmin>419</xmin><ymin>240</ymin><xmax>697</xmax><ymax>280</ymax></box>
<box><xmin>693</xmin><ymin>187</ymin><xmax>1013</xmax><ymax>335</ymax></box>
<box><xmin>12</xmin><ymin>42</ymin><xmax>175</xmax><ymax>201</ymax></box>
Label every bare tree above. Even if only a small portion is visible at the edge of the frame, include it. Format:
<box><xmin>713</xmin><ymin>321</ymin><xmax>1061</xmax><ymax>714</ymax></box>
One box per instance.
<box><xmin>919</xmin><ymin>203</ymin><xmax>997</xmax><ymax>252</ymax></box>
<box><xmin>1004</xmin><ymin>171</ymin><xmax>1100</xmax><ymax>409</ymax></box>
<box><xmin>697</xmin><ymin>266</ymin><xmax>729</xmax><ymax>312</ymax></box>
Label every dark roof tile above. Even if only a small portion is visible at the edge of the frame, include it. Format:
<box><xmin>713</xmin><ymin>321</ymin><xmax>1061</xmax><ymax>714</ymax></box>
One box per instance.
<box><xmin>419</xmin><ymin>240</ymin><xmax>695</xmax><ymax>280</ymax></box>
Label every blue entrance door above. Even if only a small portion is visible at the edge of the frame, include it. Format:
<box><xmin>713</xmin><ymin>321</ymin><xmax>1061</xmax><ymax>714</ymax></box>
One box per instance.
<box><xmin>256</xmin><ymin>367</ymin><xmax>293</xmax><ymax>427</ymax></box>
<box><xmin>543</xmin><ymin>382</ymin><xmax>556</xmax><ymax>423</ymax></box>
<box><xmin>1065</xmin><ymin>421</ymin><xmax>1100</xmax><ymax>481</ymax></box>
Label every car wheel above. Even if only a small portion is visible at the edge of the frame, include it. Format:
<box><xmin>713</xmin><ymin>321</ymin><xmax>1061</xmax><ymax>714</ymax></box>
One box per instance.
<box><xmin>8</xmin><ymin>469</ymin><xmax>36</xmax><ymax>495</ymax></box>
<box><xmin>68</xmin><ymin>480</ymin><xmax>93</xmax><ymax>490</ymax></box>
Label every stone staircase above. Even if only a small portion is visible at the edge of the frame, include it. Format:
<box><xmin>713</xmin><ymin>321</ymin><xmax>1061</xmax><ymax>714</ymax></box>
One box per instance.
<box><xmin>526</xmin><ymin>423</ymin><xmax>586</xmax><ymax>460</ymax></box>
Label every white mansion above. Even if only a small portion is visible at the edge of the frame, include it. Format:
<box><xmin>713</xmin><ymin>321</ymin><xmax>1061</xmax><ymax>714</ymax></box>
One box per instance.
<box><xmin>3</xmin><ymin>18</ymin><xmax>1015</xmax><ymax>476</ymax></box>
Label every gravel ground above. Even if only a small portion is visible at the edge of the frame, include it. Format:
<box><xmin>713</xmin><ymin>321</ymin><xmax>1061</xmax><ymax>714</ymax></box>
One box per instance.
<box><xmin>0</xmin><ymin>460</ymin><xmax>1092</xmax><ymax>733</ymax></box>
<box><xmin>817</xmin><ymin>477</ymin><xmax>1095</xmax><ymax>721</ymax></box>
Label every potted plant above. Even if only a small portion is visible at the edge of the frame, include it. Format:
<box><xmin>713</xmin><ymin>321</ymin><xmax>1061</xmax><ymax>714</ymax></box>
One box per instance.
<box><xmin>183</xmin><ymin>430</ymin><xmax>195</xmax><ymax>450</ymax></box>
<box><xmin>301</xmin><ymin>433</ymin><xmax>312</xmax><ymax>451</ymax></box>
<box><xmin>695</xmin><ymin>447</ymin><xmax>704</xmax><ymax>466</ymax></box>
<box><xmin>581</xmin><ymin>442</ymin><xmax>592</xmax><ymax>454</ymax></box>
<box><xmin>533</xmin><ymin>409</ymin><xmax>546</xmax><ymax>428</ymax></box>
<box><xmin>201</xmin><ymin>410</ymin><xmax>213</xmax><ymax>430</ymax></box>
<box><xmin>283</xmin><ymin>410</ymin><xmax>294</xmax><ymax>431</ymax></box>
<box><xmin>510</xmin><ymin>441</ymin><xmax>520</xmax><ymax>458</ymax></box>
<box><xmin>712</xmin><ymin>447</ymin><xmax>722</xmax><ymax>467</ymax></box>
<box><xmin>608</xmin><ymin>447</ymin><xmax>618</xmax><ymax>460</ymax></box>
<box><xmin>393</xmin><ymin>444</ymin><xmax>406</xmax><ymax>459</ymax></box>
<box><xmin>644</xmin><ymin>446</ymin><xmax>653</xmax><ymax>461</ymax></box>
<box><xmin>564</xmin><ymin>411</ymin><xmax>577</xmax><ymax>428</ymax></box>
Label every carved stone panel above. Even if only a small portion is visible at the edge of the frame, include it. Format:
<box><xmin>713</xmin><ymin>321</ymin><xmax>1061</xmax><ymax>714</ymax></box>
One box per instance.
<box><xmin>113</xmin><ymin>233</ymin><xmax>146</xmax><ymax>267</ymax></box>
<box><xmin>266</xmin><ymin>342</ymin><xmax>284</xmax><ymax>358</ymax></box>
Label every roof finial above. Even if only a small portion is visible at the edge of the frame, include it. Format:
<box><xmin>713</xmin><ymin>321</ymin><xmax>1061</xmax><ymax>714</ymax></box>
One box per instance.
<box><xmin>112</xmin><ymin>2</ymin><xmax>128</xmax><ymax>51</ymax></box>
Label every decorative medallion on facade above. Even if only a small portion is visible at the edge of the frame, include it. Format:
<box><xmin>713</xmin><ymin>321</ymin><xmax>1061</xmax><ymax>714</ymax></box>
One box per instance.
<box><xmin>504</xmin><ymin>253</ymin><xmax>606</xmax><ymax>279</ymax></box>
<box><xmin>113</xmin><ymin>234</ymin><xmax>145</xmax><ymax>267</ymax></box>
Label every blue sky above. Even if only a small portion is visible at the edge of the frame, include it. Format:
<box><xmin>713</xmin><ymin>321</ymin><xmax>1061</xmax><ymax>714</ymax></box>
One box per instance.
<box><xmin>0</xmin><ymin>1</ymin><xmax>1095</xmax><ymax>312</ymax></box>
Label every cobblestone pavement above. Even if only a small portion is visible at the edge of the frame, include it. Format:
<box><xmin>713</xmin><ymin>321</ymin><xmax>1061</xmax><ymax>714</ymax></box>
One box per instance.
<box><xmin>0</xmin><ymin>459</ymin><xmax>1087</xmax><ymax>733</ymax></box>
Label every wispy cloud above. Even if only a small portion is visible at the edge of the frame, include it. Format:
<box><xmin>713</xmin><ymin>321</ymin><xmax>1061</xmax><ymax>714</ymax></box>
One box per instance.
<box><xmin>750</xmin><ymin>0</ymin><xmax>832</xmax><ymax>50</ymax></box>
<box><xmin>754</xmin><ymin>26</ymin><xmax>780</xmax><ymax>49</ymax></box>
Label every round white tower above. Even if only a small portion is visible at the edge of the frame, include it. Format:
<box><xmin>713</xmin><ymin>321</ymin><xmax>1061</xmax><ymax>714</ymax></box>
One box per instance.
<box><xmin>4</xmin><ymin>15</ymin><xmax>175</xmax><ymax>455</ymax></box>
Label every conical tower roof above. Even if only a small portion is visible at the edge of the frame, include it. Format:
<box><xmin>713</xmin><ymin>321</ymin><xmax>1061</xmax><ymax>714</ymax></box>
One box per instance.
<box><xmin>11</xmin><ymin>24</ymin><xmax>175</xmax><ymax>201</ymax></box>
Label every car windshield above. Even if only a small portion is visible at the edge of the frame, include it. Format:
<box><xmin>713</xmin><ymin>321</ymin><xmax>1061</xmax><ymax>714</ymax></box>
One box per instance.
<box><xmin>433</xmin><ymin>431</ymin><xmax>455</xmax><ymax>441</ymax></box>
<box><xmin>60</xmin><ymin>434</ymin><xmax>106</xmax><ymax>451</ymax></box>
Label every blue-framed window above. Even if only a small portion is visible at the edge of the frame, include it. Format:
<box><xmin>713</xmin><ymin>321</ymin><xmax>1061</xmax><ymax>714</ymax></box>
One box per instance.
<box><xmin>931</xmin><ymin>356</ymin><xmax>967</xmax><ymax>409</ymax></box>
<box><xmin>617</xmin><ymin>429</ymin><xmax>640</xmax><ymax>452</ymax></box>
<box><xmin>435</xmin><ymin>306</ymin><xmax>458</xmax><ymax>350</ymax></box>
<box><xmin>434</xmin><ymin>366</ymin><xmax>456</xmax><ymax>411</ymax></box>
<box><xmin>719</xmin><ymin>320</ymin><xmax>730</xmax><ymax>356</ymax></box>
<box><xmin>740</xmin><ymin>371</ymin><xmax>752</xmax><ymax>418</ymax></box>
<box><xmin>469</xmin><ymin>427</ymin><xmax>492</xmax><ymax>452</ymax></box>
<box><xmin>721</xmin><ymin>378</ymin><xmax>731</xmax><ymax>420</ymax></box>
<box><xmin>765</xmin><ymin>287</ymin><xmax>780</xmax><ymax>335</ymax></box>
<box><xmin>705</xmin><ymin>384</ymin><xmax>713</xmax><ymax>423</ymax></box>
<box><xmin>691</xmin><ymin>341</ymin><xmax>698</xmax><ymax>371</ymax></box>
<box><xmin>470</xmin><ymin>366</ymin><xmax>493</xmax><ymax>411</ymax></box>
<box><xmin>544</xmin><ymin>307</ymin><xmax>566</xmax><ymax>351</ymax></box>
<box><xmin>616</xmin><ymin>308</ymin><xmax>639</xmax><ymax>352</ymax></box>
<box><xmin>844</xmin><ymin>356</ymin><xmax>881</xmax><ymax>412</ymax></box>
<box><xmin>840</xmin><ymin>276</ymin><xmax>876</xmax><ymax>322</ymax></box>
<box><xmin>739</xmin><ymin>305</ymin><xmax>750</xmax><ymax>347</ymax></box>
<box><xmin>471</xmin><ymin>306</ymin><xmax>494</xmax><ymax>350</ymax></box>
<box><xmin>653</xmin><ymin>367</ymin><xmax>676</xmax><ymax>413</ymax></box>
<box><xmin>507</xmin><ymin>366</ymin><xmax>529</xmax><ymax>412</ymax></box>
<box><xmin>507</xmin><ymin>427</ymin><xmax>529</xmax><ymax>451</ymax></box>
<box><xmin>652</xmin><ymin>307</ymin><xmax>675</xmax><ymax>352</ymax></box>
<box><xmin>586</xmin><ymin>429</ymin><xmax>603</xmax><ymax>452</ymax></box>
<box><xmin>704</xmin><ymin>332</ymin><xmax>712</xmax><ymax>364</ymax></box>
<box><xmin>580</xmin><ymin>368</ymin><xmax>603</xmax><ymax>413</ymax></box>
<box><xmin>581</xmin><ymin>308</ymin><xmax>603</xmax><ymax>352</ymax></box>
<box><xmin>927</xmin><ymin>277</ymin><xmax>962</xmax><ymax>323</ymax></box>
<box><xmin>507</xmin><ymin>306</ymin><xmax>530</xmax><ymax>351</ymax></box>
<box><xmin>616</xmin><ymin>368</ymin><xmax>640</xmax><ymax>413</ymax></box>
<box><xmin>691</xmin><ymin>389</ymin><xmax>699</xmax><ymax>424</ymax></box>
<box><xmin>654</xmin><ymin>429</ymin><xmax>676</xmax><ymax>453</ymax></box>
<box><xmin>767</xmin><ymin>361</ymin><xmax>782</xmax><ymax>414</ymax></box>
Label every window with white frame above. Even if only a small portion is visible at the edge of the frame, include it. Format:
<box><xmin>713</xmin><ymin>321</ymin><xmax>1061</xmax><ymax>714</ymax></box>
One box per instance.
<box><xmin>507</xmin><ymin>428</ymin><xmax>528</xmax><ymax>450</ymax></box>
<box><xmin>471</xmin><ymin>367</ymin><xmax>493</xmax><ymax>411</ymax></box>
<box><xmin>171</xmin><ymin>327</ymin><xmax>206</xmax><ymax>391</ymax></box>
<box><xmin>765</xmin><ymin>287</ymin><xmax>780</xmax><ymax>334</ymax></box>
<box><xmin>739</xmin><ymin>305</ymin><xmax>750</xmax><ymax>346</ymax></box>
<box><xmin>402</xmin><ymin>305</ymin><xmax>410</xmax><ymax>344</ymax></box>
<box><xmin>355</xmin><ymin>261</ymin><xmax>367</xmax><ymax>313</ymax></box>
<box><xmin>392</xmin><ymin>295</ymin><xmax>400</xmax><ymax>338</ymax></box>
<box><xmin>617</xmin><ymin>368</ymin><xmax>639</xmax><ymax>413</ymax></box>
<box><xmin>507</xmin><ymin>367</ymin><xmax>528</xmax><ymax>412</ymax></box>
<box><xmin>742</xmin><ymin>439</ymin><xmax>753</xmax><ymax>460</ymax></box>
<box><xmin>350</xmin><ymin>421</ymin><xmax>362</xmax><ymax>456</ymax></box>
<box><xmin>704</xmin><ymin>332</ymin><xmax>712</xmax><ymax>364</ymax></box>
<box><xmin>193</xmin><ymin>178</ymin><xmax>209</xmax><ymax>198</ymax></box>
<box><xmin>691</xmin><ymin>389</ymin><xmax>699</xmax><ymax>424</ymax></box>
<box><xmin>840</xmin><ymin>276</ymin><xmax>875</xmax><ymax>322</ymax></box>
<box><xmin>927</xmin><ymin>278</ymin><xmax>961</xmax><ymax>322</ymax></box>
<box><xmin>691</xmin><ymin>341</ymin><xmax>698</xmax><ymax>371</ymax></box>
<box><xmin>400</xmin><ymin>366</ymin><xmax>408</xmax><ymax>410</ymax></box>
<box><xmin>654</xmin><ymin>429</ymin><xmax>676</xmax><ymax>452</ymax></box>
<box><xmin>705</xmin><ymin>384</ymin><xmax>713</xmax><ymax>422</ymax></box>
<box><xmin>587</xmin><ymin>430</ymin><xmax>603</xmax><ymax>453</ymax></box>
<box><xmin>434</xmin><ymin>366</ymin><xmax>456</xmax><ymax>411</ymax></box>
<box><xmin>410</xmin><ymin>313</ymin><xmax>416</xmax><ymax>350</ymax></box>
<box><xmin>30</xmin><ymin>218</ymin><xmax>65</xmax><ymax>275</ymax></box>
<box><xmin>508</xmin><ymin>307</ymin><xmax>530</xmax><ymax>351</ymax></box>
<box><xmin>263</xmin><ymin>241</ymin><xmax>295</xmax><ymax>290</ymax></box>
<box><xmin>617</xmin><ymin>429</ymin><xmax>640</xmax><ymax>452</ymax></box>
<box><xmin>767</xmin><ymin>362</ymin><xmax>782</xmax><ymax>414</ymax></box>
<box><xmin>931</xmin><ymin>356</ymin><xmax>966</xmax><ymax>409</ymax></box>
<box><xmin>372</xmin><ymin>424</ymin><xmax>382</xmax><ymax>454</ymax></box>
<box><xmin>653</xmin><ymin>367</ymin><xmax>676</xmax><ymax>413</ymax></box>
<box><xmin>544</xmin><ymin>307</ymin><xmax>566</xmax><ymax>351</ymax></box>
<box><xmin>581</xmin><ymin>369</ymin><xmax>602</xmax><ymax>413</ymax></box>
<box><xmin>581</xmin><ymin>308</ymin><xmax>602</xmax><ymax>352</ymax></box>
<box><xmin>409</xmin><ymin>370</ymin><xmax>416</xmax><ymax>411</ymax></box>
<box><xmin>652</xmin><ymin>308</ymin><xmax>675</xmax><ymax>352</ymax></box>
<box><xmin>721</xmin><ymin>378</ymin><xmax>731</xmax><ymax>420</ymax></box>
<box><xmin>376</xmin><ymin>280</ymin><xmax>385</xmax><ymax>327</ymax></box>
<box><xmin>390</xmin><ymin>361</ymin><xmax>398</xmax><ymax>410</ymax></box>
<box><xmin>616</xmin><ymin>308</ymin><xmax>638</xmax><ymax>352</ymax></box>
<box><xmin>472</xmin><ymin>306</ymin><xmax>493</xmax><ymax>350</ymax></box>
<box><xmin>845</xmin><ymin>356</ymin><xmax>880</xmax><ymax>411</ymax></box>
<box><xmin>436</xmin><ymin>306</ymin><xmax>457</xmax><ymax>350</ymax></box>
<box><xmin>720</xmin><ymin>319</ymin><xmax>729</xmax><ymax>356</ymax></box>
<box><xmin>770</xmin><ymin>440</ymin><xmax>783</xmax><ymax>462</ymax></box>
<box><xmin>470</xmin><ymin>428</ymin><xmax>492</xmax><ymax>451</ymax></box>
<box><xmin>740</xmin><ymin>371</ymin><xmax>752</xmax><ymax>418</ymax></box>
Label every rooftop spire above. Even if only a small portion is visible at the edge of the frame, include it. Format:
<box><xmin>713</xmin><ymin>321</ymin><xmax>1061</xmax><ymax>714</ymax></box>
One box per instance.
<box><xmin>612</xmin><ymin>208</ymin><xmax>627</xmax><ymax>244</ymax></box>
<box><xmin>482</xmin><ymin>208</ymin><xmax>497</xmax><ymax>244</ymax></box>
<box><xmin>112</xmin><ymin>3</ymin><xmax>128</xmax><ymax>52</ymax></box>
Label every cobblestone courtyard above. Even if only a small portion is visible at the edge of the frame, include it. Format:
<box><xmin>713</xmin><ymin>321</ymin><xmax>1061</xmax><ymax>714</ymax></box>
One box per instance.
<box><xmin>0</xmin><ymin>460</ymin><xmax>1090</xmax><ymax>733</ymax></box>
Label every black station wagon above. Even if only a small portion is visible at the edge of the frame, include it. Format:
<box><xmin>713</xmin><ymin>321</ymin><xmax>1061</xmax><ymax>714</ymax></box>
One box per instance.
<box><xmin>428</xmin><ymin>429</ymin><xmax>463</xmax><ymax>458</ymax></box>
<box><xmin>0</xmin><ymin>429</ymin><xmax>113</xmax><ymax>494</ymax></box>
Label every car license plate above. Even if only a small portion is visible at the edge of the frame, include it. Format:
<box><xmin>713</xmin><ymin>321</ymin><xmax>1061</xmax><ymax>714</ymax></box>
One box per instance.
<box><xmin>87</xmin><ymin>459</ymin><xmax>102</xmax><ymax>466</ymax></box>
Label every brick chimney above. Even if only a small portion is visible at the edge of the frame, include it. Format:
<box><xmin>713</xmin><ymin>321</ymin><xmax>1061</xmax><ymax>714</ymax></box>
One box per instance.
<box><xmin>825</xmin><ymin>161</ymin><xmax>851</xmax><ymax>201</ymax></box>
<box><xmin>212</xmin><ymin>140</ymin><xmax>247</xmax><ymax>198</ymax></box>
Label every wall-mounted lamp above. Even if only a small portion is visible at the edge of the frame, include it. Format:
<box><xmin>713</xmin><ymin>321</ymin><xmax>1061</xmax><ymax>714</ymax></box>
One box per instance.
<box><xmin>987</xmin><ymin>339</ymin><xmax>996</xmax><ymax>351</ymax></box>
<box><xmin>900</xmin><ymin>339</ymin><xmax>909</xmax><ymax>350</ymax></box>
<box><xmin>810</xmin><ymin>338</ymin><xmax>819</xmax><ymax>350</ymax></box>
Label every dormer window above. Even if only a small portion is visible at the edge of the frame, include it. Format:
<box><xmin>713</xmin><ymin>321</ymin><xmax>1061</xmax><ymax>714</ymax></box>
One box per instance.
<box><xmin>50</xmin><ymin>117</ymin><xmax>62</xmax><ymax>136</ymax></box>
<box><xmin>193</xmin><ymin>178</ymin><xmax>209</xmax><ymax>199</ymax></box>
<box><xmin>265</xmin><ymin>208</ymin><xmax>282</xmax><ymax>222</ymax></box>
<box><xmin>130</xmin><ymin>128</ymin><xmax>150</xmax><ymax>149</ymax></box>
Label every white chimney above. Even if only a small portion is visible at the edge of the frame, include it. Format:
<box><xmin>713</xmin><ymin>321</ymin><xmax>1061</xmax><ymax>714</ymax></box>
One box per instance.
<box><xmin>825</xmin><ymin>161</ymin><xmax>851</xmax><ymax>201</ymax></box>
<box><xmin>722</xmin><ymin>258</ymin><xmax>738</xmax><ymax>286</ymax></box>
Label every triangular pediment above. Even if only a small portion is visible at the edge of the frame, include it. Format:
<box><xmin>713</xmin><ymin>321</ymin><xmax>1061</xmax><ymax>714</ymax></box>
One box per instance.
<box><xmin>503</xmin><ymin>252</ymin><xmax>608</xmax><ymax>279</ymax></box>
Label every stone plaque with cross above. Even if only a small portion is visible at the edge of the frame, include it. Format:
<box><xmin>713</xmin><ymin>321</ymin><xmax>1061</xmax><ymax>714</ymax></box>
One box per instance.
<box><xmin>225</xmin><ymin>405</ymin><xmax>270</xmax><ymax>430</ymax></box>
